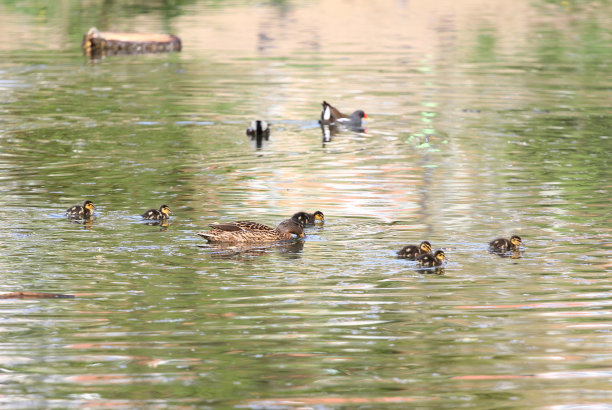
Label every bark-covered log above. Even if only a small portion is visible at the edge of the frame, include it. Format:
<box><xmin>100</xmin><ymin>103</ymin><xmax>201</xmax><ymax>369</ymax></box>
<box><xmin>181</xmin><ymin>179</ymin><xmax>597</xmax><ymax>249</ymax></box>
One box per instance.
<box><xmin>82</xmin><ymin>27</ymin><xmax>181</xmax><ymax>58</ymax></box>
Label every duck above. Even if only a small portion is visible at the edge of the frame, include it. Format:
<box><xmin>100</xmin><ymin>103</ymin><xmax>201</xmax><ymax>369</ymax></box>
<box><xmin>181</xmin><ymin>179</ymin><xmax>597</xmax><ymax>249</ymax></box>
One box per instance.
<box><xmin>142</xmin><ymin>204</ymin><xmax>172</xmax><ymax>220</ymax></box>
<box><xmin>246</xmin><ymin>120</ymin><xmax>270</xmax><ymax>140</ymax></box>
<box><xmin>66</xmin><ymin>200</ymin><xmax>95</xmax><ymax>219</ymax></box>
<box><xmin>291</xmin><ymin>211</ymin><xmax>324</xmax><ymax>226</ymax></box>
<box><xmin>197</xmin><ymin>219</ymin><xmax>305</xmax><ymax>243</ymax></box>
<box><xmin>319</xmin><ymin>101</ymin><xmax>367</xmax><ymax>127</ymax></box>
<box><xmin>397</xmin><ymin>241</ymin><xmax>432</xmax><ymax>259</ymax></box>
<box><xmin>416</xmin><ymin>250</ymin><xmax>446</xmax><ymax>267</ymax></box>
<box><xmin>489</xmin><ymin>235</ymin><xmax>522</xmax><ymax>252</ymax></box>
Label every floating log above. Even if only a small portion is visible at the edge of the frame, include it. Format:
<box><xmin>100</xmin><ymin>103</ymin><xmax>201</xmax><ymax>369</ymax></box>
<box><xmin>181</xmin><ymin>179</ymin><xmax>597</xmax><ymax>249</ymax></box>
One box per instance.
<box><xmin>82</xmin><ymin>27</ymin><xmax>181</xmax><ymax>58</ymax></box>
<box><xmin>0</xmin><ymin>291</ymin><xmax>75</xmax><ymax>299</ymax></box>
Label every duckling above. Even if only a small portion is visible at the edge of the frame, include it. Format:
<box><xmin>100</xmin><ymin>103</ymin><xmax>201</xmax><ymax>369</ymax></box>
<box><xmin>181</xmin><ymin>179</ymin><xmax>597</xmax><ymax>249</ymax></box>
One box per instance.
<box><xmin>142</xmin><ymin>204</ymin><xmax>171</xmax><ymax>220</ymax></box>
<box><xmin>66</xmin><ymin>200</ymin><xmax>95</xmax><ymax>219</ymax></box>
<box><xmin>319</xmin><ymin>101</ymin><xmax>367</xmax><ymax>127</ymax></box>
<box><xmin>416</xmin><ymin>250</ymin><xmax>446</xmax><ymax>267</ymax></box>
<box><xmin>397</xmin><ymin>241</ymin><xmax>432</xmax><ymax>259</ymax></box>
<box><xmin>489</xmin><ymin>235</ymin><xmax>522</xmax><ymax>252</ymax></box>
<box><xmin>291</xmin><ymin>211</ymin><xmax>325</xmax><ymax>226</ymax></box>
<box><xmin>197</xmin><ymin>219</ymin><xmax>305</xmax><ymax>243</ymax></box>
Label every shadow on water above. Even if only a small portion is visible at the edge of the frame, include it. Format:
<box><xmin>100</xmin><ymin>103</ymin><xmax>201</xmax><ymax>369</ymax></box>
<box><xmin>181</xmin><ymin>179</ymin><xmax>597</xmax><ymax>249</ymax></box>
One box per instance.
<box><xmin>197</xmin><ymin>240</ymin><xmax>304</xmax><ymax>259</ymax></box>
<box><xmin>320</xmin><ymin>122</ymin><xmax>366</xmax><ymax>145</ymax></box>
<box><xmin>0</xmin><ymin>0</ymin><xmax>611</xmax><ymax>408</ymax></box>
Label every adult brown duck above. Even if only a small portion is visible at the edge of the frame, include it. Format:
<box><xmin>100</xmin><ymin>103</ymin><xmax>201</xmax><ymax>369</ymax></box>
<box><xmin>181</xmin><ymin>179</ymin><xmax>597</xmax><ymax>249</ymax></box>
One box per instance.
<box><xmin>319</xmin><ymin>101</ymin><xmax>367</xmax><ymax>127</ymax></box>
<box><xmin>197</xmin><ymin>219</ymin><xmax>305</xmax><ymax>243</ymax></box>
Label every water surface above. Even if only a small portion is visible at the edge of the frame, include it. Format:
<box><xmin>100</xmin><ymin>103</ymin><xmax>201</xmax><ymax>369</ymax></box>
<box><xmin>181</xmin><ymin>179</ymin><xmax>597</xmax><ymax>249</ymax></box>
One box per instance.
<box><xmin>0</xmin><ymin>0</ymin><xmax>610</xmax><ymax>408</ymax></box>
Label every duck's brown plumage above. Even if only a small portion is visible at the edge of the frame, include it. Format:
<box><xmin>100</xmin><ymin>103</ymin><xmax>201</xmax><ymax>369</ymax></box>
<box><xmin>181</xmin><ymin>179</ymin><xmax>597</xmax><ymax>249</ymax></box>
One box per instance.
<box><xmin>398</xmin><ymin>241</ymin><xmax>431</xmax><ymax>259</ymax></box>
<box><xmin>197</xmin><ymin>219</ymin><xmax>304</xmax><ymax>243</ymax></box>
<box><xmin>142</xmin><ymin>204</ymin><xmax>171</xmax><ymax>220</ymax></box>
<box><xmin>416</xmin><ymin>250</ymin><xmax>446</xmax><ymax>268</ymax></box>
<box><xmin>66</xmin><ymin>200</ymin><xmax>95</xmax><ymax>219</ymax></box>
<box><xmin>489</xmin><ymin>235</ymin><xmax>522</xmax><ymax>252</ymax></box>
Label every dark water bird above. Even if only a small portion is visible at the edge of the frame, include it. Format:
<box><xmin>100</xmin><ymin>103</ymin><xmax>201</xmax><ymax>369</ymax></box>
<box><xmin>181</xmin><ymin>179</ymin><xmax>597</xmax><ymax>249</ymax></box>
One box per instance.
<box><xmin>291</xmin><ymin>211</ymin><xmax>325</xmax><ymax>226</ymax></box>
<box><xmin>489</xmin><ymin>235</ymin><xmax>522</xmax><ymax>253</ymax></box>
<box><xmin>66</xmin><ymin>200</ymin><xmax>95</xmax><ymax>219</ymax></box>
<box><xmin>319</xmin><ymin>100</ymin><xmax>367</xmax><ymax>127</ymax></box>
<box><xmin>197</xmin><ymin>219</ymin><xmax>305</xmax><ymax>243</ymax></box>
<box><xmin>398</xmin><ymin>241</ymin><xmax>432</xmax><ymax>259</ymax></box>
<box><xmin>246</xmin><ymin>120</ymin><xmax>270</xmax><ymax>148</ymax></box>
<box><xmin>142</xmin><ymin>204</ymin><xmax>172</xmax><ymax>220</ymax></box>
<box><xmin>416</xmin><ymin>250</ymin><xmax>446</xmax><ymax>268</ymax></box>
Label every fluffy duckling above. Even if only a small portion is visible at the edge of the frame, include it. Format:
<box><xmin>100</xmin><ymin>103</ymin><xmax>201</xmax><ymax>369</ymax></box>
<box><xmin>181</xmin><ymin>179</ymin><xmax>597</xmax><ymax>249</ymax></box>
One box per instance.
<box><xmin>142</xmin><ymin>204</ymin><xmax>172</xmax><ymax>220</ymax></box>
<box><xmin>398</xmin><ymin>241</ymin><xmax>432</xmax><ymax>259</ymax></box>
<box><xmin>319</xmin><ymin>101</ymin><xmax>367</xmax><ymax>127</ymax></box>
<box><xmin>489</xmin><ymin>235</ymin><xmax>522</xmax><ymax>252</ymax></box>
<box><xmin>197</xmin><ymin>219</ymin><xmax>304</xmax><ymax>243</ymax></box>
<box><xmin>416</xmin><ymin>250</ymin><xmax>446</xmax><ymax>268</ymax></box>
<box><xmin>291</xmin><ymin>211</ymin><xmax>324</xmax><ymax>226</ymax></box>
<box><xmin>66</xmin><ymin>200</ymin><xmax>95</xmax><ymax>219</ymax></box>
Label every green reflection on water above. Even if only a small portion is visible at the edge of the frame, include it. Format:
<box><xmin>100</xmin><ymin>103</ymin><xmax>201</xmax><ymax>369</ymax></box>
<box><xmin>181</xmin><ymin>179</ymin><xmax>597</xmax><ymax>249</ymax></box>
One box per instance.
<box><xmin>0</xmin><ymin>0</ymin><xmax>611</xmax><ymax>408</ymax></box>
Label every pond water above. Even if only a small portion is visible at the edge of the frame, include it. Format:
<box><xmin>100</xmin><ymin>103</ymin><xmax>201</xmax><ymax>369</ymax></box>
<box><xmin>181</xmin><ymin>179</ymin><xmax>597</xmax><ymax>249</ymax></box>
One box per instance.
<box><xmin>0</xmin><ymin>0</ymin><xmax>611</xmax><ymax>408</ymax></box>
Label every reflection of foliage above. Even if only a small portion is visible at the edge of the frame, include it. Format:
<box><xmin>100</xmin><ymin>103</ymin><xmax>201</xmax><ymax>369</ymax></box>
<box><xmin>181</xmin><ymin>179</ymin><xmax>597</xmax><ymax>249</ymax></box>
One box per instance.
<box><xmin>1</xmin><ymin>0</ymin><xmax>197</xmax><ymax>45</ymax></box>
<box><xmin>499</xmin><ymin>112</ymin><xmax>609</xmax><ymax>223</ymax></box>
<box><xmin>469</xmin><ymin>29</ymin><xmax>497</xmax><ymax>63</ymax></box>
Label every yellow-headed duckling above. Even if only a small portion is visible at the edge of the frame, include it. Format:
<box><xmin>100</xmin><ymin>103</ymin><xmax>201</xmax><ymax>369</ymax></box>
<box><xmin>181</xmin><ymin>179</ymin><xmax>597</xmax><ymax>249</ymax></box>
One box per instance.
<box><xmin>142</xmin><ymin>204</ymin><xmax>171</xmax><ymax>220</ymax></box>
<box><xmin>66</xmin><ymin>200</ymin><xmax>95</xmax><ymax>219</ymax></box>
<box><xmin>398</xmin><ymin>241</ymin><xmax>431</xmax><ymax>259</ymax></box>
<box><xmin>489</xmin><ymin>235</ymin><xmax>522</xmax><ymax>252</ymax></box>
<box><xmin>291</xmin><ymin>211</ymin><xmax>324</xmax><ymax>226</ymax></box>
<box><xmin>416</xmin><ymin>250</ymin><xmax>446</xmax><ymax>267</ymax></box>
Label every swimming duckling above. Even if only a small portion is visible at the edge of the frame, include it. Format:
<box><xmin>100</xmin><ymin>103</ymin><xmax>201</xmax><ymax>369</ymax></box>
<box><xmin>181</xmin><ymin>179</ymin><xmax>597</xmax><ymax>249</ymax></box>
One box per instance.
<box><xmin>319</xmin><ymin>101</ymin><xmax>367</xmax><ymax>127</ymax></box>
<box><xmin>142</xmin><ymin>204</ymin><xmax>171</xmax><ymax>220</ymax></box>
<box><xmin>291</xmin><ymin>211</ymin><xmax>325</xmax><ymax>226</ymax></box>
<box><xmin>197</xmin><ymin>219</ymin><xmax>305</xmax><ymax>243</ymax></box>
<box><xmin>398</xmin><ymin>241</ymin><xmax>432</xmax><ymax>259</ymax></box>
<box><xmin>489</xmin><ymin>235</ymin><xmax>522</xmax><ymax>252</ymax></box>
<box><xmin>416</xmin><ymin>250</ymin><xmax>446</xmax><ymax>267</ymax></box>
<box><xmin>66</xmin><ymin>200</ymin><xmax>95</xmax><ymax>219</ymax></box>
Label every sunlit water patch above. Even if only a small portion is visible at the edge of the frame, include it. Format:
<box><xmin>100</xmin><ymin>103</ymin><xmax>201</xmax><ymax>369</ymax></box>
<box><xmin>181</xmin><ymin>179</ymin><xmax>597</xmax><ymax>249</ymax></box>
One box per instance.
<box><xmin>0</xmin><ymin>0</ymin><xmax>610</xmax><ymax>408</ymax></box>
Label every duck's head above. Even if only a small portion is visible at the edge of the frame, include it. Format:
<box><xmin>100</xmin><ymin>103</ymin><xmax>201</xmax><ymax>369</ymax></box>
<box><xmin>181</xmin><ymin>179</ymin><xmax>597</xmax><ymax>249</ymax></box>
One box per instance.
<box><xmin>83</xmin><ymin>200</ymin><xmax>95</xmax><ymax>211</ymax></box>
<box><xmin>277</xmin><ymin>219</ymin><xmax>305</xmax><ymax>238</ymax></box>
<box><xmin>510</xmin><ymin>235</ymin><xmax>522</xmax><ymax>247</ymax></box>
<box><xmin>420</xmin><ymin>241</ymin><xmax>432</xmax><ymax>253</ymax></box>
<box><xmin>313</xmin><ymin>211</ymin><xmax>325</xmax><ymax>222</ymax></box>
<box><xmin>160</xmin><ymin>205</ymin><xmax>172</xmax><ymax>216</ymax></box>
<box><xmin>434</xmin><ymin>250</ymin><xmax>446</xmax><ymax>263</ymax></box>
